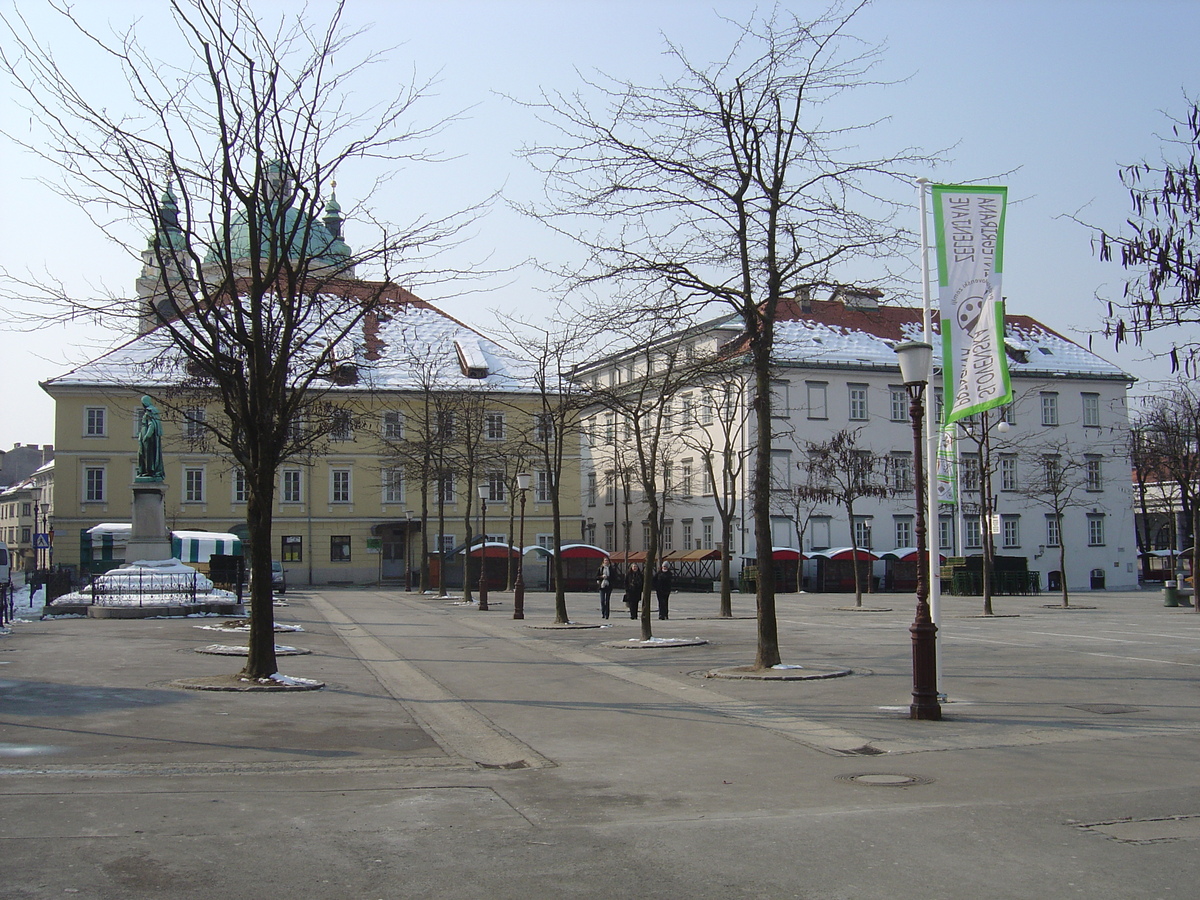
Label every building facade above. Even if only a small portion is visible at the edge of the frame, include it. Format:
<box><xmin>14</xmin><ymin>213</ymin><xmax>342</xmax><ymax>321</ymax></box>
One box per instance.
<box><xmin>576</xmin><ymin>291</ymin><xmax>1137</xmax><ymax>592</ymax></box>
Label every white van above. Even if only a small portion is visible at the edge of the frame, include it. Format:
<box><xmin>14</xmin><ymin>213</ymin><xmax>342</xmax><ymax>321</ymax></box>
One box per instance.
<box><xmin>0</xmin><ymin>541</ymin><xmax>10</xmax><ymax>585</ymax></box>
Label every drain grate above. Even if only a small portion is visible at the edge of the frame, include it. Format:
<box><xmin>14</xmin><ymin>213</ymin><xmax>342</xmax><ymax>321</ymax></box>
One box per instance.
<box><xmin>1066</xmin><ymin>703</ymin><xmax>1143</xmax><ymax>715</ymax></box>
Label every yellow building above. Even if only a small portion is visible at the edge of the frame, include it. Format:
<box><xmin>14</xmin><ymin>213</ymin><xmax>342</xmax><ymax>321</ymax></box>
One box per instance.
<box><xmin>41</xmin><ymin>292</ymin><xmax>581</xmax><ymax>587</ymax></box>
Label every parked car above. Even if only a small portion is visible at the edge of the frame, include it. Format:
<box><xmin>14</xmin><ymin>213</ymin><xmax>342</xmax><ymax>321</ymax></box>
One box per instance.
<box><xmin>271</xmin><ymin>560</ymin><xmax>287</xmax><ymax>594</ymax></box>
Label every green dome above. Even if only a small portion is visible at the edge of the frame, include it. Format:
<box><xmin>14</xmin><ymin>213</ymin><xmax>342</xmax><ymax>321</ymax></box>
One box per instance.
<box><xmin>204</xmin><ymin>200</ymin><xmax>349</xmax><ymax>269</ymax></box>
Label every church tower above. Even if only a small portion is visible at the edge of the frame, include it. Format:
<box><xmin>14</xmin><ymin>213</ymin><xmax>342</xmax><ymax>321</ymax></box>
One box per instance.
<box><xmin>135</xmin><ymin>184</ymin><xmax>193</xmax><ymax>334</ymax></box>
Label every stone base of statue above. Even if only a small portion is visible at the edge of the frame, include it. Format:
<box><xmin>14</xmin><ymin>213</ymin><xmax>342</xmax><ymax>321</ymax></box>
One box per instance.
<box><xmin>127</xmin><ymin>481</ymin><xmax>173</xmax><ymax>562</ymax></box>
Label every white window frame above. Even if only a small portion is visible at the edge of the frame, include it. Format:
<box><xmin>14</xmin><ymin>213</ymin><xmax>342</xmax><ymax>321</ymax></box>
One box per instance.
<box><xmin>485</xmin><ymin>412</ymin><xmax>506</xmax><ymax>441</ymax></box>
<box><xmin>383</xmin><ymin>467</ymin><xmax>405</xmax><ymax>504</ymax></box>
<box><xmin>1046</xmin><ymin>514</ymin><xmax>1062</xmax><ymax>547</ymax></box>
<box><xmin>1085</xmin><ymin>456</ymin><xmax>1103</xmax><ymax>491</ymax></box>
<box><xmin>382</xmin><ymin>411</ymin><xmax>404</xmax><ymax>440</ymax></box>
<box><xmin>84</xmin><ymin>465</ymin><xmax>106</xmax><ymax>502</ymax></box>
<box><xmin>1082</xmin><ymin>393</ymin><xmax>1101</xmax><ymax>428</ymax></box>
<box><xmin>330</xmin><ymin>468</ymin><xmax>351</xmax><ymax>504</ymax></box>
<box><xmin>1041</xmin><ymin>392</ymin><xmax>1059</xmax><ymax>427</ymax></box>
<box><xmin>894</xmin><ymin>516</ymin><xmax>913</xmax><ymax>548</ymax></box>
<box><xmin>536</xmin><ymin>471</ymin><xmax>552</xmax><ymax>504</ymax></box>
<box><xmin>1000</xmin><ymin>455</ymin><xmax>1018</xmax><ymax>492</ymax></box>
<box><xmin>848</xmin><ymin>384</ymin><xmax>868</xmax><ymax>421</ymax></box>
<box><xmin>184</xmin><ymin>466</ymin><xmax>205</xmax><ymax>503</ymax></box>
<box><xmin>889</xmin><ymin>386</ymin><xmax>909</xmax><ymax>423</ymax></box>
<box><xmin>1088</xmin><ymin>514</ymin><xmax>1106</xmax><ymax>546</ymax></box>
<box><xmin>282</xmin><ymin>468</ymin><xmax>303</xmax><ymax>504</ymax></box>
<box><xmin>85</xmin><ymin>406</ymin><xmax>107</xmax><ymax>437</ymax></box>
<box><xmin>1001</xmin><ymin>514</ymin><xmax>1020</xmax><ymax>549</ymax></box>
<box><xmin>964</xmin><ymin>518</ymin><xmax>982</xmax><ymax>550</ymax></box>
<box><xmin>233</xmin><ymin>468</ymin><xmax>248</xmax><ymax>504</ymax></box>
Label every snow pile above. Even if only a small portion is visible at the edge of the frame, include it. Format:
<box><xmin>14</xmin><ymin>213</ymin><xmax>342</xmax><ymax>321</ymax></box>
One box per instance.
<box><xmin>49</xmin><ymin>558</ymin><xmax>239</xmax><ymax>608</ymax></box>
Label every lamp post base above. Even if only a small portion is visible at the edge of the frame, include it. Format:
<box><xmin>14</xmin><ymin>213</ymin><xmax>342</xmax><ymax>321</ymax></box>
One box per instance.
<box><xmin>910</xmin><ymin>618</ymin><xmax>941</xmax><ymax>720</ymax></box>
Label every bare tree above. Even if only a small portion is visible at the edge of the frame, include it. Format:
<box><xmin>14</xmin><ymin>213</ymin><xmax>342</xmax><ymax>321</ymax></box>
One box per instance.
<box><xmin>797</xmin><ymin>428</ymin><xmax>889</xmax><ymax>607</ymax></box>
<box><xmin>1018</xmin><ymin>438</ymin><xmax>1105</xmax><ymax>608</ymax></box>
<box><xmin>1093</xmin><ymin>99</ymin><xmax>1200</xmax><ymax>375</ymax></box>
<box><xmin>2</xmin><ymin>1</ymin><xmax>473</xmax><ymax>679</ymax></box>
<box><xmin>500</xmin><ymin>315</ymin><xmax>592</xmax><ymax>623</ymax></box>
<box><xmin>523</xmin><ymin>3</ymin><xmax>934</xmax><ymax>667</ymax></box>
<box><xmin>1137</xmin><ymin>386</ymin><xmax>1200</xmax><ymax>605</ymax></box>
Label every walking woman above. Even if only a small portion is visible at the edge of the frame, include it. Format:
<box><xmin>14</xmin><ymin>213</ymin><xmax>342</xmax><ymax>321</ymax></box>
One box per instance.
<box><xmin>597</xmin><ymin>556</ymin><xmax>613</xmax><ymax>619</ymax></box>
<box><xmin>623</xmin><ymin>563</ymin><xmax>643</xmax><ymax>619</ymax></box>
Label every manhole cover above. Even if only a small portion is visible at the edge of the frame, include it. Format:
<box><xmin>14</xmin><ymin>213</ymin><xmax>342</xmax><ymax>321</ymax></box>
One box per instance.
<box><xmin>835</xmin><ymin>773</ymin><xmax>932</xmax><ymax>787</ymax></box>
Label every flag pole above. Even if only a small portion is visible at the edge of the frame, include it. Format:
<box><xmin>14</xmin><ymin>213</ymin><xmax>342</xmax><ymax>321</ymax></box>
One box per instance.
<box><xmin>917</xmin><ymin>177</ymin><xmax>944</xmax><ymax>700</ymax></box>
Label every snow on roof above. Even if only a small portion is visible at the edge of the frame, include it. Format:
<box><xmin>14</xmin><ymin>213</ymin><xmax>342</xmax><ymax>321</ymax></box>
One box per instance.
<box><xmin>43</xmin><ymin>285</ymin><xmax>537</xmax><ymax>393</ymax></box>
<box><xmin>761</xmin><ymin>299</ymin><xmax>1131</xmax><ymax>380</ymax></box>
<box><xmin>88</xmin><ymin>523</ymin><xmax>132</xmax><ymax>535</ymax></box>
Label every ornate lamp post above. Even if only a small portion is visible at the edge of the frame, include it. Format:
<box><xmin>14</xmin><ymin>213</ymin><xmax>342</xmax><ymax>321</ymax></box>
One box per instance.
<box><xmin>40</xmin><ymin>501</ymin><xmax>50</xmax><ymax>571</ymax></box>
<box><xmin>513</xmin><ymin>472</ymin><xmax>531</xmax><ymax>620</ymax></box>
<box><xmin>404</xmin><ymin>510</ymin><xmax>414</xmax><ymax>592</ymax></box>
<box><xmin>895</xmin><ymin>340</ymin><xmax>941</xmax><ymax>721</ymax></box>
<box><xmin>477</xmin><ymin>484</ymin><xmax>490</xmax><ymax>611</ymax></box>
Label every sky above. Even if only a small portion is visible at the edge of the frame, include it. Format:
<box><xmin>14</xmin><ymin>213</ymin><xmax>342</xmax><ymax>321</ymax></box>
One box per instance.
<box><xmin>1</xmin><ymin>0</ymin><xmax>1197</xmax><ymax>453</ymax></box>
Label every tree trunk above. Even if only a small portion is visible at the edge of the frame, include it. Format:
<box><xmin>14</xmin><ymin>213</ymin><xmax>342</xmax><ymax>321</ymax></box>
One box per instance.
<box><xmin>719</xmin><ymin>522</ymin><xmax>733</xmax><ymax>618</ymax></box>
<box><xmin>1058</xmin><ymin>539</ymin><xmax>1069</xmax><ymax>608</ymax></box>
<box><xmin>241</xmin><ymin>482</ymin><xmax>278</xmax><ymax>680</ymax></box>
<box><xmin>847</xmin><ymin>497</ymin><xmax>863</xmax><ymax>607</ymax></box>
<box><xmin>751</xmin><ymin>343</ymin><xmax>780</xmax><ymax>669</ymax></box>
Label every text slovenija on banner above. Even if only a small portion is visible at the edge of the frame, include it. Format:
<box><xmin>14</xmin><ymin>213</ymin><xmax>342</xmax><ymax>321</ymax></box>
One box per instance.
<box><xmin>932</xmin><ymin>185</ymin><xmax>1012</xmax><ymax>423</ymax></box>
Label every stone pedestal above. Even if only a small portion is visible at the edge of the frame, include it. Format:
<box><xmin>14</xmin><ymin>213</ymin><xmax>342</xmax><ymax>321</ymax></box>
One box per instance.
<box><xmin>127</xmin><ymin>482</ymin><xmax>173</xmax><ymax>563</ymax></box>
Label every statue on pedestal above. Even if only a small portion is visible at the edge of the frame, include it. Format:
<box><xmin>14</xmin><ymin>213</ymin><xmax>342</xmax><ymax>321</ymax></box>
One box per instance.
<box><xmin>136</xmin><ymin>395</ymin><xmax>165</xmax><ymax>482</ymax></box>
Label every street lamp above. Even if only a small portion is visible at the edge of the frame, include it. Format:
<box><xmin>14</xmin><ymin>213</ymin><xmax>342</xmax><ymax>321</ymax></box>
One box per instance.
<box><xmin>404</xmin><ymin>510</ymin><xmax>414</xmax><ymax>592</ymax></box>
<box><xmin>895</xmin><ymin>340</ymin><xmax>941</xmax><ymax>721</ymax></box>
<box><xmin>477</xmin><ymin>484</ymin><xmax>490</xmax><ymax>611</ymax></box>
<box><xmin>513</xmin><ymin>472</ymin><xmax>532</xmax><ymax>620</ymax></box>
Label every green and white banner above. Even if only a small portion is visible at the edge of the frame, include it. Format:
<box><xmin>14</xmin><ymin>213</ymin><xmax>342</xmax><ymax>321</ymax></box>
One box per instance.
<box><xmin>932</xmin><ymin>184</ymin><xmax>1012</xmax><ymax>423</ymax></box>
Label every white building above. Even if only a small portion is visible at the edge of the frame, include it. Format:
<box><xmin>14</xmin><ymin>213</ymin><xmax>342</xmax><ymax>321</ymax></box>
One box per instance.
<box><xmin>576</xmin><ymin>290</ymin><xmax>1137</xmax><ymax>592</ymax></box>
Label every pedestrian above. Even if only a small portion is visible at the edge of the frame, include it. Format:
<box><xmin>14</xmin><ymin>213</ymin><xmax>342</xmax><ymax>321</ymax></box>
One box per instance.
<box><xmin>623</xmin><ymin>562</ymin><xmax>643</xmax><ymax>619</ymax></box>
<box><xmin>652</xmin><ymin>561</ymin><xmax>674</xmax><ymax>620</ymax></box>
<box><xmin>597</xmin><ymin>556</ymin><xmax>613</xmax><ymax>619</ymax></box>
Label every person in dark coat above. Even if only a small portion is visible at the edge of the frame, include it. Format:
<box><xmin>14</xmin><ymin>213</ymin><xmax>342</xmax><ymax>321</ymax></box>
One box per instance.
<box><xmin>623</xmin><ymin>563</ymin><xmax>643</xmax><ymax>619</ymax></box>
<box><xmin>597</xmin><ymin>557</ymin><xmax>613</xmax><ymax>619</ymax></box>
<box><xmin>652</xmin><ymin>562</ymin><xmax>674</xmax><ymax>620</ymax></box>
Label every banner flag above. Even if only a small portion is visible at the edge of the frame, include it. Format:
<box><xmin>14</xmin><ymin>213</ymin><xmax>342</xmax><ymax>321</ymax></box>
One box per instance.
<box><xmin>936</xmin><ymin>424</ymin><xmax>957</xmax><ymax>505</ymax></box>
<box><xmin>932</xmin><ymin>185</ymin><xmax>1012</xmax><ymax>423</ymax></box>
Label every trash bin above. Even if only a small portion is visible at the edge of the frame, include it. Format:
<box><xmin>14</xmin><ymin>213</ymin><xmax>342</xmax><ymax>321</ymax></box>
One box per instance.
<box><xmin>1164</xmin><ymin>580</ymin><xmax>1179</xmax><ymax>607</ymax></box>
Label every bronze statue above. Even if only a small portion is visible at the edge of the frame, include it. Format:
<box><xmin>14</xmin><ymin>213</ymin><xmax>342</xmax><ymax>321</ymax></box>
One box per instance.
<box><xmin>135</xmin><ymin>395</ymin><xmax>165</xmax><ymax>482</ymax></box>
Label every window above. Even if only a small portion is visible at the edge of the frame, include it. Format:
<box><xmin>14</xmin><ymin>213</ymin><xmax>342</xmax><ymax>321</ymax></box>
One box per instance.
<box><xmin>330</xmin><ymin>535</ymin><xmax>352</xmax><ymax>562</ymax></box>
<box><xmin>486</xmin><ymin>412</ymin><xmax>506</xmax><ymax>441</ymax></box>
<box><xmin>853</xmin><ymin>517</ymin><xmax>873</xmax><ymax>550</ymax></box>
<box><xmin>282</xmin><ymin>535</ymin><xmax>303</xmax><ymax>562</ymax></box>
<box><xmin>534</xmin><ymin>413</ymin><xmax>553</xmax><ymax>443</ymax></box>
<box><xmin>680</xmin><ymin>460</ymin><xmax>693</xmax><ymax>497</ymax></box>
<box><xmin>332</xmin><ymin>409</ymin><xmax>354</xmax><ymax>441</ymax></box>
<box><xmin>771</xmin><ymin>380</ymin><xmax>790</xmax><ymax>417</ymax></box>
<box><xmin>1042</xmin><ymin>455</ymin><xmax>1061</xmax><ymax>485</ymax></box>
<box><xmin>682</xmin><ymin>520</ymin><xmax>693</xmax><ymax>549</ymax></box>
<box><xmin>680</xmin><ymin>394</ymin><xmax>694</xmax><ymax>426</ymax></box>
<box><xmin>184</xmin><ymin>407</ymin><xmax>206</xmax><ymax>441</ymax></box>
<box><xmin>890</xmin><ymin>387</ymin><xmax>910</xmax><ymax>422</ymax></box>
<box><xmin>436</xmin><ymin>411</ymin><xmax>455</xmax><ymax>440</ymax></box>
<box><xmin>933</xmin><ymin>388</ymin><xmax>945</xmax><ymax>425</ymax></box>
<box><xmin>85</xmin><ymin>407</ymin><xmax>106</xmax><ymax>437</ymax></box>
<box><xmin>889</xmin><ymin>453</ymin><xmax>912</xmax><ymax>492</ymax></box>
<box><xmin>1085</xmin><ymin>456</ymin><xmax>1102</xmax><ymax>491</ymax></box>
<box><xmin>233</xmin><ymin>469</ymin><xmax>248</xmax><ymax>503</ymax></box>
<box><xmin>21</xmin><ymin>502</ymin><xmax>31</xmax><ymax>517</ymax></box>
<box><xmin>938</xmin><ymin>516</ymin><xmax>954</xmax><ymax>551</ymax></box>
<box><xmin>587</xmin><ymin>472</ymin><xmax>597</xmax><ymax>507</ymax></box>
<box><xmin>84</xmin><ymin>466</ymin><xmax>106</xmax><ymax>502</ymax></box>
<box><xmin>604</xmin><ymin>522</ymin><xmax>615</xmax><ymax>549</ymax></box>
<box><xmin>894</xmin><ymin>516</ymin><xmax>913</xmax><ymax>548</ymax></box>
<box><xmin>701</xmin><ymin>390</ymin><xmax>714</xmax><ymax>425</ymax></box>
<box><xmin>331</xmin><ymin>468</ymin><xmax>351</xmax><ymax>503</ymax></box>
<box><xmin>536</xmin><ymin>533</ymin><xmax>554</xmax><ymax>550</ymax></box>
<box><xmin>486</xmin><ymin>471</ymin><xmax>506</xmax><ymax>502</ymax></box>
<box><xmin>435</xmin><ymin>534</ymin><xmax>456</xmax><ymax>554</ymax></box>
<box><xmin>439</xmin><ymin>475</ymin><xmax>456</xmax><ymax>504</ymax></box>
<box><xmin>770</xmin><ymin>450</ymin><xmax>792</xmax><ymax>491</ymax></box>
<box><xmin>642</xmin><ymin>522</ymin><xmax>651</xmax><ymax>551</ymax></box>
<box><xmin>184</xmin><ymin>467</ymin><xmax>205</xmax><ymax>503</ymax></box>
<box><xmin>604</xmin><ymin>471</ymin><xmax>615</xmax><ymax>506</ymax></box>
<box><xmin>964</xmin><ymin>517</ymin><xmax>982</xmax><ymax>550</ymax></box>
<box><xmin>282</xmin><ymin>469</ymin><xmax>303</xmax><ymax>503</ymax></box>
<box><xmin>1040</xmin><ymin>392</ymin><xmax>1059</xmax><ymax>426</ymax></box>
<box><xmin>848</xmin><ymin>384</ymin><xmax>868</xmax><ymax>421</ymax></box>
<box><xmin>605</xmin><ymin>414</ymin><xmax>615</xmax><ymax>444</ymax></box>
<box><xmin>21</xmin><ymin>526</ymin><xmax>31</xmax><ymax>543</ymax></box>
<box><xmin>384</xmin><ymin>467</ymin><xmax>405</xmax><ymax>504</ymax></box>
<box><xmin>1087</xmin><ymin>514</ymin><xmax>1106</xmax><ymax>546</ymax></box>
<box><xmin>662</xmin><ymin>521</ymin><xmax>674</xmax><ymax>551</ymax></box>
<box><xmin>1082</xmin><ymin>393</ymin><xmax>1100</xmax><ymax>428</ymax></box>
<box><xmin>536</xmin><ymin>471</ymin><xmax>552</xmax><ymax>503</ymax></box>
<box><xmin>702</xmin><ymin>519</ymin><xmax>714</xmax><ymax>550</ymax></box>
<box><xmin>806</xmin><ymin>382</ymin><xmax>828</xmax><ymax>419</ymax></box>
<box><xmin>961</xmin><ymin>455</ymin><xmax>981</xmax><ymax>492</ymax></box>
<box><xmin>1046</xmin><ymin>514</ymin><xmax>1061</xmax><ymax>547</ymax></box>
<box><xmin>1001</xmin><ymin>514</ymin><xmax>1020</xmax><ymax>549</ymax></box>
<box><xmin>382</xmin><ymin>411</ymin><xmax>404</xmax><ymax>440</ymax></box>
<box><xmin>1000</xmin><ymin>455</ymin><xmax>1018</xmax><ymax>492</ymax></box>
